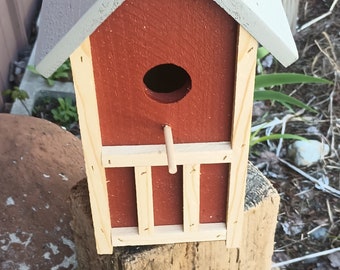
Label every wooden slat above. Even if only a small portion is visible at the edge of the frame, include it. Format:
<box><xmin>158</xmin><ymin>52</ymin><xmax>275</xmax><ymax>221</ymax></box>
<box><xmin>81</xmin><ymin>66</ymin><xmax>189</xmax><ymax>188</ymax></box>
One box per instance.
<box><xmin>183</xmin><ymin>164</ymin><xmax>200</xmax><ymax>232</ymax></box>
<box><xmin>134</xmin><ymin>166</ymin><xmax>154</xmax><ymax>235</ymax></box>
<box><xmin>70</xmin><ymin>37</ymin><xmax>112</xmax><ymax>254</ymax></box>
<box><xmin>226</xmin><ymin>26</ymin><xmax>258</xmax><ymax>248</ymax></box>
<box><xmin>111</xmin><ymin>223</ymin><xmax>226</xmax><ymax>246</ymax></box>
<box><xmin>282</xmin><ymin>0</ymin><xmax>300</xmax><ymax>34</ymax></box>
<box><xmin>102</xmin><ymin>142</ymin><xmax>232</xmax><ymax>168</ymax></box>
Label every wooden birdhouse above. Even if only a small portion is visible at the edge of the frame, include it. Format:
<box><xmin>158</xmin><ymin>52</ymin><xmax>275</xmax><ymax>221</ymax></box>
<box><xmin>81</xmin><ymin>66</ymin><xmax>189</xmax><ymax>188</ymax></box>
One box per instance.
<box><xmin>34</xmin><ymin>0</ymin><xmax>297</xmax><ymax>254</ymax></box>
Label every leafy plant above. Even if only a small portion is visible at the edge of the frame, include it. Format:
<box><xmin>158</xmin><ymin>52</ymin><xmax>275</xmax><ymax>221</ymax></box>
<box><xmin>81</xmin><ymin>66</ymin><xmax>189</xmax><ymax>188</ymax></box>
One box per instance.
<box><xmin>51</xmin><ymin>97</ymin><xmax>78</xmax><ymax>128</ymax></box>
<box><xmin>255</xmin><ymin>73</ymin><xmax>331</xmax><ymax>112</ymax></box>
<box><xmin>250</xmin><ymin>133</ymin><xmax>306</xmax><ymax>148</ymax></box>
<box><xmin>251</xmin><ymin>47</ymin><xmax>332</xmax><ymax>147</ymax></box>
<box><xmin>27</xmin><ymin>59</ymin><xmax>72</xmax><ymax>86</ymax></box>
<box><xmin>3</xmin><ymin>87</ymin><xmax>30</xmax><ymax>114</ymax></box>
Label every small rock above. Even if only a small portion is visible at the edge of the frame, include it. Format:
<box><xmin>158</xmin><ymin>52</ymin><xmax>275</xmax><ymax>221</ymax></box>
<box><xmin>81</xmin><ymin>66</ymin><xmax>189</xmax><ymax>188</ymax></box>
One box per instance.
<box><xmin>309</xmin><ymin>226</ymin><xmax>328</xmax><ymax>241</ymax></box>
<box><xmin>287</xmin><ymin>140</ymin><xmax>330</xmax><ymax>166</ymax></box>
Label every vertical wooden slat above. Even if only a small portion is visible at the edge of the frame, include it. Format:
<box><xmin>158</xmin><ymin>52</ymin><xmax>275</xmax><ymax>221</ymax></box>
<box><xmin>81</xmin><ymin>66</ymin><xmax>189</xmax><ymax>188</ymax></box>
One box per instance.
<box><xmin>0</xmin><ymin>0</ymin><xmax>40</xmax><ymax>109</ymax></box>
<box><xmin>70</xmin><ymin>37</ymin><xmax>112</xmax><ymax>254</ymax></box>
<box><xmin>6</xmin><ymin>0</ymin><xmax>28</xmax><ymax>47</ymax></box>
<box><xmin>134</xmin><ymin>166</ymin><xmax>155</xmax><ymax>235</ymax></box>
<box><xmin>0</xmin><ymin>1</ymin><xmax>17</xmax><ymax>101</ymax></box>
<box><xmin>227</xmin><ymin>26</ymin><xmax>257</xmax><ymax>248</ymax></box>
<box><xmin>282</xmin><ymin>0</ymin><xmax>300</xmax><ymax>34</ymax></box>
<box><xmin>183</xmin><ymin>164</ymin><xmax>200</xmax><ymax>232</ymax></box>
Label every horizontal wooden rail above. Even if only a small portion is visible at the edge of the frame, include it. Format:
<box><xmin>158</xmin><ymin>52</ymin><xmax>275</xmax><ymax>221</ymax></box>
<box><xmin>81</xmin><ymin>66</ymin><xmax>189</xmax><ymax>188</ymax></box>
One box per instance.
<box><xmin>111</xmin><ymin>223</ymin><xmax>226</xmax><ymax>246</ymax></box>
<box><xmin>102</xmin><ymin>142</ymin><xmax>232</xmax><ymax>168</ymax></box>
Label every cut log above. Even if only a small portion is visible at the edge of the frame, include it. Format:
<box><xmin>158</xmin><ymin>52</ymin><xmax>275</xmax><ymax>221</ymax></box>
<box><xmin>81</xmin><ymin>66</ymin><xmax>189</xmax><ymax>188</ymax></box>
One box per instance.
<box><xmin>69</xmin><ymin>163</ymin><xmax>279</xmax><ymax>270</ymax></box>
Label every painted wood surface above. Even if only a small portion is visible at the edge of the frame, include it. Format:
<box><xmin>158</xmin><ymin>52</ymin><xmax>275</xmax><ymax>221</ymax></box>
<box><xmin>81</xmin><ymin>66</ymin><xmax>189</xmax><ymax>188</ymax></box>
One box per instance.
<box><xmin>90</xmin><ymin>0</ymin><xmax>237</xmax><ymax>228</ymax></box>
<box><xmin>35</xmin><ymin>0</ymin><xmax>125</xmax><ymax>77</ymax></box>
<box><xmin>214</xmin><ymin>0</ymin><xmax>298</xmax><ymax>66</ymax></box>
<box><xmin>70</xmin><ymin>37</ymin><xmax>112</xmax><ymax>254</ymax></box>
<box><xmin>71</xmin><ymin>164</ymin><xmax>280</xmax><ymax>266</ymax></box>
<box><xmin>35</xmin><ymin>0</ymin><xmax>298</xmax><ymax>78</ymax></box>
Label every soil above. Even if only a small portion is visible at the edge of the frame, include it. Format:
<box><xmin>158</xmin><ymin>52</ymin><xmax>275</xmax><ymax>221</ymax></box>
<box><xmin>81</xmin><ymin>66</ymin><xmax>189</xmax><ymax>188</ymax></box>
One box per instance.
<box><xmin>252</xmin><ymin>0</ymin><xmax>340</xmax><ymax>269</ymax></box>
<box><xmin>0</xmin><ymin>114</ymin><xmax>86</xmax><ymax>269</ymax></box>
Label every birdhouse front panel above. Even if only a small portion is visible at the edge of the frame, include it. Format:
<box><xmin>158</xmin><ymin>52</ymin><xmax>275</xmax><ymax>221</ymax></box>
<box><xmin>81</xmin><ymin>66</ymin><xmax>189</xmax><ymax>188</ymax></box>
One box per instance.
<box><xmin>89</xmin><ymin>0</ymin><xmax>238</xmax><ymax>229</ymax></box>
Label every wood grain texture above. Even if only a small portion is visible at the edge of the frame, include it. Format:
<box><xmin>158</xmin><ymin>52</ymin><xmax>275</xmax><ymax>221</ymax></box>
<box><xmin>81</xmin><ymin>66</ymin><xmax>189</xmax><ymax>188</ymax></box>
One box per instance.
<box><xmin>102</xmin><ymin>142</ymin><xmax>232</xmax><ymax>167</ymax></box>
<box><xmin>134</xmin><ymin>166</ymin><xmax>154</xmax><ymax>235</ymax></box>
<box><xmin>90</xmin><ymin>0</ymin><xmax>238</xmax><ymax>227</ymax></box>
<box><xmin>34</xmin><ymin>0</ymin><xmax>298</xmax><ymax>79</ymax></box>
<box><xmin>227</xmin><ymin>26</ymin><xmax>258</xmax><ymax>248</ymax></box>
<box><xmin>183</xmin><ymin>164</ymin><xmax>200</xmax><ymax>232</ymax></box>
<box><xmin>90</xmin><ymin>0</ymin><xmax>237</xmax><ymax>146</ymax></box>
<box><xmin>70</xmin><ymin>37</ymin><xmax>112</xmax><ymax>254</ymax></box>
<box><xmin>70</xmin><ymin>163</ymin><xmax>280</xmax><ymax>268</ymax></box>
<box><xmin>111</xmin><ymin>223</ymin><xmax>226</xmax><ymax>246</ymax></box>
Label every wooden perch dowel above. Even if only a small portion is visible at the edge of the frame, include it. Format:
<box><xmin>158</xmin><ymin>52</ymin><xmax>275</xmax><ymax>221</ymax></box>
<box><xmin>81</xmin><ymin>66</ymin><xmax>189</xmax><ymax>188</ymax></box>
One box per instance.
<box><xmin>163</xmin><ymin>125</ymin><xmax>177</xmax><ymax>174</ymax></box>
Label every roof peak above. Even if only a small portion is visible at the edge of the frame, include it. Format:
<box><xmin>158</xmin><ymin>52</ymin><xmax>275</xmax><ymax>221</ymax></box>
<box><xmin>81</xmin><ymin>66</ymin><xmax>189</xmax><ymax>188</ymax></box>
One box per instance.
<box><xmin>35</xmin><ymin>0</ymin><xmax>297</xmax><ymax>77</ymax></box>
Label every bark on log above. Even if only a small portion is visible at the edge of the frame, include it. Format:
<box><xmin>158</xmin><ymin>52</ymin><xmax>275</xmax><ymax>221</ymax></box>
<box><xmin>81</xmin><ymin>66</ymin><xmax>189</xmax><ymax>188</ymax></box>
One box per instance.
<box><xmin>69</xmin><ymin>163</ymin><xmax>279</xmax><ymax>270</ymax></box>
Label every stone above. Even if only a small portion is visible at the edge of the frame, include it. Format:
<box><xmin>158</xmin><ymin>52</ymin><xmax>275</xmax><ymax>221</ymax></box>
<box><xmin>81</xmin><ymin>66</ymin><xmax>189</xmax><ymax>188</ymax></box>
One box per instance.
<box><xmin>287</xmin><ymin>140</ymin><xmax>330</xmax><ymax>167</ymax></box>
<box><xmin>0</xmin><ymin>114</ymin><xmax>85</xmax><ymax>269</ymax></box>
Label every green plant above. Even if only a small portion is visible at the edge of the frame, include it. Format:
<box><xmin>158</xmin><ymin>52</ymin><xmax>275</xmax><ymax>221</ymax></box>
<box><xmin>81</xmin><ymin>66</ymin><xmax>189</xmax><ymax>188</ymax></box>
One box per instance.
<box><xmin>251</xmin><ymin>47</ymin><xmax>332</xmax><ymax>147</ymax></box>
<box><xmin>254</xmin><ymin>73</ymin><xmax>331</xmax><ymax>112</ymax></box>
<box><xmin>27</xmin><ymin>59</ymin><xmax>72</xmax><ymax>86</ymax></box>
<box><xmin>51</xmin><ymin>97</ymin><xmax>78</xmax><ymax>128</ymax></box>
<box><xmin>3</xmin><ymin>87</ymin><xmax>30</xmax><ymax>114</ymax></box>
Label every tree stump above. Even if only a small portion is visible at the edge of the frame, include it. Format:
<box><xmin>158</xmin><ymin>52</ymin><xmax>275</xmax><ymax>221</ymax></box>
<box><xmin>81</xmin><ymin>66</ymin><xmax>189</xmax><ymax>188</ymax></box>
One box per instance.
<box><xmin>69</xmin><ymin>163</ymin><xmax>279</xmax><ymax>270</ymax></box>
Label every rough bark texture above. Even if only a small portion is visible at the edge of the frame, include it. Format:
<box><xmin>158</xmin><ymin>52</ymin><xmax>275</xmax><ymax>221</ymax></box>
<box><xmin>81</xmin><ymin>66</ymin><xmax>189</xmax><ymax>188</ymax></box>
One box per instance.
<box><xmin>70</xmin><ymin>163</ymin><xmax>279</xmax><ymax>270</ymax></box>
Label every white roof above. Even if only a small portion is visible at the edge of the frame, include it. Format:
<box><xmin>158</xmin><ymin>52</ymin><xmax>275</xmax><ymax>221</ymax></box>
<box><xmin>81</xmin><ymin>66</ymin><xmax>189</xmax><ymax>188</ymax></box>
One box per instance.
<box><xmin>35</xmin><ymin>0</ymin><xmax>298</xmax><ymax>77</ymax></box>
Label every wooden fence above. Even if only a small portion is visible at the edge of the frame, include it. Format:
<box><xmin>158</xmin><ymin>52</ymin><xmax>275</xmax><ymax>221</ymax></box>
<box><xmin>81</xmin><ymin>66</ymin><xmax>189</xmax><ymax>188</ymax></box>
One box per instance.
<box><xmin>0</xmin><ymin>0</ymin><xmax>41</xmax><ymax>110</ymax></box>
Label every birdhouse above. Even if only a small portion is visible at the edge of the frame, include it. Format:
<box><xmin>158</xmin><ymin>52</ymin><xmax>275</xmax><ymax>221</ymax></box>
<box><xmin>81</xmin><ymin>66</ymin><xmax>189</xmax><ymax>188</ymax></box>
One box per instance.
<box><xmin>34</xmin><ymin>0</ymin><xmax>297</xmax><ymax>254</ymax></box>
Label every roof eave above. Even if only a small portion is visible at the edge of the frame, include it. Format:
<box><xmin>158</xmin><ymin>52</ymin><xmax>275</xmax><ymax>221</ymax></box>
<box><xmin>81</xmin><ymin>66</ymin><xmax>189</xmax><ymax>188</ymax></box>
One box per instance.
<box><xmin>36</xmin><ymin>0</ymin><xmax>298</xmax><ymax>77</ymax></box>
<box><xmin>35</xmin><ymin>0</ymin><xmax>125</xmax><ymax>78</ymax></box>
<box><xmin>214</xmin><ymin>0</ymin><xmax>298</xmax><ymax>67</ymax></box>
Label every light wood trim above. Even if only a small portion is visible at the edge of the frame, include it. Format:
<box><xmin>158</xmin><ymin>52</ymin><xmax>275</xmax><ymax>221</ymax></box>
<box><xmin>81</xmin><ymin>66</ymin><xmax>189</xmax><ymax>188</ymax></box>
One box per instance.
<box><xmin>134</xmin><ymin>166</ymin><xmax>155</xmax><ymax>235</ymax></box>
<box><xmin>70</xmin><ymin>37</ymin><xmax>112</xmax><ymax>254</ymax></box>
<box><xmin>183</xmin><ymin>164</ymin><xmax>200</xmax><ymax>232</ymax></box>
<box><xmin>102</xmin><ymin>142</ymin><xmax>232</xmax><ymax>167</ymax></box>
<box><xmin>111</xmin><ymin>223</ymin><xmax>226</xmax><ymax>246</ymax></box>
<box><xmin>227</xmin><ymin>26</ymin><xmax>258</xmax><ymax>248</ymax></box>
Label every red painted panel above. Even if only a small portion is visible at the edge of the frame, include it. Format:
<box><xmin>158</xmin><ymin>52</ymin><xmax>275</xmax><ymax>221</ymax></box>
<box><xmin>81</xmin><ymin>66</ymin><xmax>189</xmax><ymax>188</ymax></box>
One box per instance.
<box><xmin>106</xmin><ymin>168</ymin><xmax>138</xmax><ymax>227</ymax></box>
<box><xmin>90</xmin><ymin>0</ymin><xmax>237</xmax><ymax>227</ymax></box>
<box><xmin>200</xmin><ymin>164</ymin><xmax>229</xmax><ymax>223</ymax></box>
<box><xmin>152</xmin><ymin>166</ymin><xmax>183</xmax><ymax>225</ymax></box>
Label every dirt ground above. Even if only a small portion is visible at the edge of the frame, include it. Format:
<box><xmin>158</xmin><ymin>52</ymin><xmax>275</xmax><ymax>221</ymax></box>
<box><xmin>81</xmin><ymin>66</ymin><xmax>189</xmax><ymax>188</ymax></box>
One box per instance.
<box><xmin>252</xmin><ymin>0</ymin><xmax>340</xmax><ymax>269</ymax></box>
